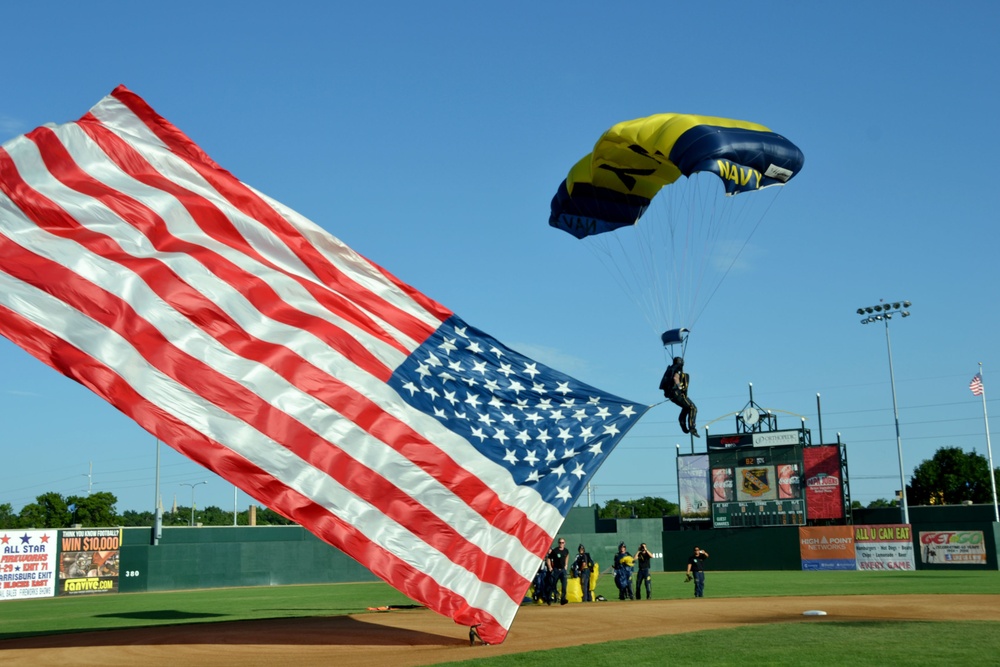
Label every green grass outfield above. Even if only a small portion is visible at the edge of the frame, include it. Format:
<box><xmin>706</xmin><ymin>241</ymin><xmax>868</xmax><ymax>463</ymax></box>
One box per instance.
<box><xmin>2</xmin><ymin>570</ymin><xmax>999</xmax><ymax>665</ymax></box>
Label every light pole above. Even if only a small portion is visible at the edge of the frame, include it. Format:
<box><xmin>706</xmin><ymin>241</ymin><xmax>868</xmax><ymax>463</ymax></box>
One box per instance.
<box><xmin>180</xmin><ymin>481</ymin><xmax>207</xmax><ymax>526</ymax></box>
<box><xmin>858</xmin><ymin>300</ymin><xmax>912</xmax><ymax>525</ymax></box>
<box><xmin>153</xmin><ymin>439</ymin><xmax>162</xmax><ymax>545</ymax></box>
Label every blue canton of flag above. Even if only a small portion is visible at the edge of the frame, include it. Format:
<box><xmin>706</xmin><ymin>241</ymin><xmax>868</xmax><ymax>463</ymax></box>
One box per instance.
<box><xmin>389</xmin><ymin>315</ymin><xmax>648</xmax><ymax>515</ymax></box>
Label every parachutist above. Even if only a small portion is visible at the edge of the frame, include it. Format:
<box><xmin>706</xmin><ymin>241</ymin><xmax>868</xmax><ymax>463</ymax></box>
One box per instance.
<box><xmin>659</xmin><ymin>356</ymin><xmax>699</xmax><ymax>437</ymax></box>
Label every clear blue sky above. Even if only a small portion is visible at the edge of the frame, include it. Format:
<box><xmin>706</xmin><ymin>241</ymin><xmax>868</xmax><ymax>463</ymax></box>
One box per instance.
<box><xmin>2</xmin><ymin>2</ymin><xmax>998</xmax><ymax>516</ymax></box>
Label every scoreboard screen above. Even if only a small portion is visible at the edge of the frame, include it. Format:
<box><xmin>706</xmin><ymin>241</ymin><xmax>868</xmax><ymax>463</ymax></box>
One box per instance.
<box><xmin>707</xmin><ymin>438</ymin><xmax>806</xmax><ymax>528</ymax></box>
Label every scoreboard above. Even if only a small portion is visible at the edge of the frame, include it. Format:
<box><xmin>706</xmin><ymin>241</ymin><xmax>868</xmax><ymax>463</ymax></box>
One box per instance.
<box><xmin>678</xmin><ymin>417</ymin><xmax>847</xmax><ymax>527</ymax></box>
<box><xmin>706</xmin><ymin>429</ymin><xmax>806</xmax><ymax>528</ymax></box>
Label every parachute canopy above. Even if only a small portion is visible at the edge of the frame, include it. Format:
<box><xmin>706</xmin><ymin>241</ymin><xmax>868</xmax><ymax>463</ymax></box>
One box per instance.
<box><xmin>549</xmin><ymin>114</ymin><xmax>805</xmax><ymax>239</ymax></box>
<box><xmin>548</xmin><ymin>114</ymin><xmax>805</xmax><ymax>341</ymax></box>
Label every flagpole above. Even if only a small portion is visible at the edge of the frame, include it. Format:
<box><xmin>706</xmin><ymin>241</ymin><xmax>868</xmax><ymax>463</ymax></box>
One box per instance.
<box><xmin>978</xmin><ymin>363</ymin><xmax>999</xmax><ymax>522</ymax></box>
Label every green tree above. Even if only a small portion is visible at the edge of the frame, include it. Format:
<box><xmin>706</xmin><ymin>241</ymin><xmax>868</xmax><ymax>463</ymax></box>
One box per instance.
<box><xmin>199</xmin><ymin>505</ymin><xmax>235</xmax><ymax>526</ymax></box>
<box><xmin>0</xmin><ymin>502</ymin><xmax>19</xmax><ymax>529</ymax></box>
<box><xmin>866</xmin><ymin>498</ymin><xmax>896</xmax><ymax>509</ymax></box>
<box><xmin>18</xmin><ymin>492</ymin><xmax>71</xmax><ymax>528</ymax></box>
<box><xmin>66</xmin><ymin>491</ymin><xmax>119</xmax><ymax>527</ymax></box>
<box><xmin>121</xmin><ymin>509</ymin><xmax>155</xmax><ymax>527</ymax></box>
<box><xmin>254</xmin><ymin>506</ymin><xmax>295</xmax><ymax>526</ymax></box>
<box><xmin>908</xmin><ymin>446</ymin><xmax>999</xmax><ymax>505</ymax></box>
<box><xmin>598</xmin><ymin>498</ymin><xmax>632</xmax><ymax>519</ymax></box>
<box><xmin>164</xmin><ymin>507</ymin><xmax>193</xmax><ymax>526</ymax></box>
<box><xmin>630</xmin><ymin>495</ymin><xmax>679</xmax><ymax>518</ymax></box>
<box><xmin>598</xmin><ymin>496</ymin><xmax>677</xmax><ymax>519</ymax></box>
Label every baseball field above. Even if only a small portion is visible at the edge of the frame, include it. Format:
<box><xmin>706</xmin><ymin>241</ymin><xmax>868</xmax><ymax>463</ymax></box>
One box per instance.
<box><xmin>2</xmin><ymin>570</ymin><xmax>998</xmax><ymax>666</ymax></box>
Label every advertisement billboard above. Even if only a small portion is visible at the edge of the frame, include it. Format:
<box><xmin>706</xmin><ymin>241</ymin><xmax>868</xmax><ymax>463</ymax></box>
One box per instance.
<box><xmin>0</xmin><ymin>529</ymin><xmax>58</xmax><ymax>600</ymax></box>
<box><xmin>803</xmin><ymin>445</ymin><xmax>844</xmax><ymax>520</ymax></box>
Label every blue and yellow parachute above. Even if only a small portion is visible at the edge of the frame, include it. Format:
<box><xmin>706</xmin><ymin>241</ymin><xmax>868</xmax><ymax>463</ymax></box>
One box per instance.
<box><xmin>550</xmin><ymin>114</ymin><xmax>804</xmax><ymax>239</ymax></box>
<box><xmin>549</xmin><ymin>114</ymin><xmax>804</xmax><ymax>347</ymax></box>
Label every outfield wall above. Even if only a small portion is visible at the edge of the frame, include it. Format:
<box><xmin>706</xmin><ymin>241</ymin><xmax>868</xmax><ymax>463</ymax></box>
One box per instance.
<box><xmin>853</xmin><ymin>505</ymin><xmax>999</xmax><ymax>570</ymax></box>
<box><xmin>99</xmin><ymin>504</ymin><xmax>1000</xmax><ymax>596</ymax></box>
<box><xmin>660</xmin><ymin>526</ymin><xmax>803</xmax><ymax>572</ymax></box>
<box><xmin>114</xmin><ymin>509</ymin><xmax>668</xmax><ymax>594</ymax></box>
<box><xmin>119</xmin><ymin>526</ymin><xmax>378</xmax><ymax>593</ymax></box>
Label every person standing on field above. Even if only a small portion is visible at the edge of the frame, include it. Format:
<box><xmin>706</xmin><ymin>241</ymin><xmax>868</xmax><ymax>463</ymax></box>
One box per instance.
<box><xmin>613</xmin><ymin>542</ymin><xmax>634</xmax><ymax>600</ymax></box>
<box><xmin>634</xmin><ymin>543</ymin><xmax>653</xmax><ymax>600</ymax></box>
<box><xmin>686</xmin><ymin>546</ymin><xmax>709</xmax><ymax>598</ymax></box>
<box><xmin>573</xmin><ymin>543</ymin><xmax>594</xmax><ymax>602</ymax></box>
<box><xmin>546</xmin><ymin>538</ymin><xmax>570</xmax><ymax>605</ymax></box>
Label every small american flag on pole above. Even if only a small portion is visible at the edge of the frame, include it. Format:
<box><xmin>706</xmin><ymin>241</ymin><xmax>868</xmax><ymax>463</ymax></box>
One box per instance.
<box><xmin>0</xmin><ymin>86</ymin><xmax>648</xmax><ymax>643</ymax></box>
<box><xmin>970</xmin><ymin>373</ymin><xmax>984</xmax><ymax>396</ymax></box>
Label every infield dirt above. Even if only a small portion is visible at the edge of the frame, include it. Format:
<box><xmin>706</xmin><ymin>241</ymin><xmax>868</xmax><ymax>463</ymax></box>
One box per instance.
<box><xmin>3</xmin><ymin>594</ymin><xmax>998</xmax><ymax>666</ymax></box>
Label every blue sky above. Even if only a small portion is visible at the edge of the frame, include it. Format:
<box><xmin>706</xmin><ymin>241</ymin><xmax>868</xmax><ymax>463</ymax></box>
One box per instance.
<box><xmin>2</xmin><ymin>2</ymin><xmax>998</xmax><ymax>516</ymax></box>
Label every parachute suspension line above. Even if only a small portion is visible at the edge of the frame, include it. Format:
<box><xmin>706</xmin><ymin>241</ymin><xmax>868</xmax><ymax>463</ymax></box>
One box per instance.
<box><xmin>585</xmin><ymin>220</ymin><xmax>667</xmax><ymax>338</ymax></box>
<box><xmin>584</xmin><ymin>173</ymin><xmax>786</xmax><ymax>344</ymax></box>
<box><xmin>644</xmin><ymin>173</ymin><xmax>714</xmax><ymax>332</ymax></box>
<box><xmin>687</xmin><ymin>185</ymin><xmax>785</xmax><ymax>327</ymax></box>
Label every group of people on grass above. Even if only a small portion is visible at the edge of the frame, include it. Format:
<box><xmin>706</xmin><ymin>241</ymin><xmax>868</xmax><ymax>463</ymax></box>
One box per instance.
<box><xmin>534</xmin><ymin>539</ymin><xmax>708</xmax><ymax>603</ymax></box>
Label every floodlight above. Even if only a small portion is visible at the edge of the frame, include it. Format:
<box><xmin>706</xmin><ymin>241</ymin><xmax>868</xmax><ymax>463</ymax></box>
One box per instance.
<box><xmin>855</xmin><ymin>296</ymin><xmax>913</xmax><ymax>525</ymax></box>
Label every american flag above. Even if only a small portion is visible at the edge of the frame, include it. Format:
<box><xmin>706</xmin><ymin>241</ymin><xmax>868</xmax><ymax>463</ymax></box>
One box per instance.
<box><xmin>970</xmin><ymin>373</ymin><xmax>984</xmax><ymax>396</ymax></box>
<box><xmin>0</xmin><ymin>86</ymin><xmax>647</xmax><ymax>643</ymax></box>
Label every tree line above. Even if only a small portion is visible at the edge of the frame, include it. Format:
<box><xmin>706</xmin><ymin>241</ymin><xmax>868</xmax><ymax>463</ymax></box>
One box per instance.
<box><xmin>1</xmin><ymin>447</ymin><xmax>996</xmax><ymax>529</ymax></box>
<box><xmin>0</xmin><ymin>490</ymin><xmax>293</xmax><ymax>530</ymax></box>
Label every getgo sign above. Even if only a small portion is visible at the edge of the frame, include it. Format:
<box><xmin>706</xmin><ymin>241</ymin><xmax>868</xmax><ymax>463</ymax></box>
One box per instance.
<box><xmin>919</xmin><ymin>531</ymin><xmax>987</xmax><ymax>565</ymax></box>
<box><xmin>920</xmin><ymin>531</ymin><xmax>983</xmax><ymax>546</ymax></box>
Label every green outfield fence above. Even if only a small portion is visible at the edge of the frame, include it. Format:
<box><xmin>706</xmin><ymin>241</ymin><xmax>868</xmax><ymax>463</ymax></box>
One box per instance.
<box><xmin>102</xmin><ymin>504</ymin><xmax>999</xmax><ymax>595</ymax></box>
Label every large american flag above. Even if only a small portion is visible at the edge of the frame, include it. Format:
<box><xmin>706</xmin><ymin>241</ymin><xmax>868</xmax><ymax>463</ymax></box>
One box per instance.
<box><xmin>0</xmin><ymin>86</ymin><xmax>647</xmax><ymax>643</ymax></box>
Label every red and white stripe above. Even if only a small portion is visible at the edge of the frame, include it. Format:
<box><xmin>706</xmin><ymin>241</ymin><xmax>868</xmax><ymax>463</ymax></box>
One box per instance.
<box><xmin>0</xmin><ymin>86</ymin><xmax>559</xmax><ymax>643</ymax></box>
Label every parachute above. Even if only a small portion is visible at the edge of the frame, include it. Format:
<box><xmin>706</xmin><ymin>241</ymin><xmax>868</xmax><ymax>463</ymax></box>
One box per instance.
<box><xmin>549</xmin><ymin>114</ymin><xmax>804</xmax><ymax>351</ymax></box>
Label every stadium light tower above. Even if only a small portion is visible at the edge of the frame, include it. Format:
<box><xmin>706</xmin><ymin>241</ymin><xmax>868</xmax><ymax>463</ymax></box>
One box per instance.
<box><xmin>858</xmin><ymin>300</ymin><xmax>912</xmax><ymax>525</ymax></box>
<box><xmin>180</xmin><ymin>481</ymin><xmax>208</xmax><ymax>526</ymax></box>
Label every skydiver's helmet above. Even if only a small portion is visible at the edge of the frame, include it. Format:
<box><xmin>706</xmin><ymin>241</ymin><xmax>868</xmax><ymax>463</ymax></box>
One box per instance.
<box><xmin>673</xmin><ymin>356</ymin><xmax>684</xmax><ymax>367</ymax></box>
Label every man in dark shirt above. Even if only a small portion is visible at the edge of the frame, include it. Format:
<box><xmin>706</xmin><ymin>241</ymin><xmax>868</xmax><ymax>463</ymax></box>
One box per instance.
<box><xmin>573</xmin><ymin>543</ymin><xmax>595</xmax><ymax>602</ymax></box>
<box><xmin>686</xmin><ymin>546</ymin><xmax>709</xmax><ymax>597</ymax></box>
<box><xmin>546</xmin><ymin>538</ymin><xmax>570</xmax><ymax>605</ymax></box>
<box><xmin>634</xmin><ymin>542</ymin><xmax>653</xmax><ymax>600</ymax></box>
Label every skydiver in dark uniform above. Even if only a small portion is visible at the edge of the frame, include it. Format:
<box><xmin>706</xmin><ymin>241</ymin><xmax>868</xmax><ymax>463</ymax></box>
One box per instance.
<box><xmin>659</xmin><ymin>356</ymin><xmax>699</xmax><ymax>437</ymax></box>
